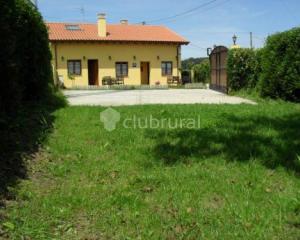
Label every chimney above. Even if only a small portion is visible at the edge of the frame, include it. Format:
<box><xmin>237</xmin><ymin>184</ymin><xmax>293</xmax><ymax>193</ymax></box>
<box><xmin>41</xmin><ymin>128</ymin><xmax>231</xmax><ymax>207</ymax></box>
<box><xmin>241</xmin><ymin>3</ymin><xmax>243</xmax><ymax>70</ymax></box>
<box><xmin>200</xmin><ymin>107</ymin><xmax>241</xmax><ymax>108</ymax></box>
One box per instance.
<box><xmin>97</xmin><ymin>13</ymin><xmax>107</xmax><ymax>37</ymax></box>
<box><xmin>120</xmin><ymin>20</ymin><xmax>128</xmax><ymax>25</ymax></box>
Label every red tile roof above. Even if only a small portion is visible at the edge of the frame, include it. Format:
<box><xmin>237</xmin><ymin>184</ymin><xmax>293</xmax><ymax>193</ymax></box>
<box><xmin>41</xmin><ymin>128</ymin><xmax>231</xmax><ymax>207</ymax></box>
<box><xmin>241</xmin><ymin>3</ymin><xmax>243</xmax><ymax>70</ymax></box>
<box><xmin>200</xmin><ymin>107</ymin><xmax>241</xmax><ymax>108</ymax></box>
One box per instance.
<box><xmin>46</xmin><ymin>23</ymin><xmax>189</xmax><ymax>44</ymax></box>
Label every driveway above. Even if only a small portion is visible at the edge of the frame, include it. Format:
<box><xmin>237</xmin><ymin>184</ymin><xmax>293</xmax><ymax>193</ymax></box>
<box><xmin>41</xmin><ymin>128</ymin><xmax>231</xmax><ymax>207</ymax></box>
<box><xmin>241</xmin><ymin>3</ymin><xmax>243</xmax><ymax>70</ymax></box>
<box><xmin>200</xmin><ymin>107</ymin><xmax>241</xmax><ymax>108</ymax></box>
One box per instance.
<box><xmin>64</xmin><ymin>89</ymin><xmax>256</xmax><ymax>106</ymax></box>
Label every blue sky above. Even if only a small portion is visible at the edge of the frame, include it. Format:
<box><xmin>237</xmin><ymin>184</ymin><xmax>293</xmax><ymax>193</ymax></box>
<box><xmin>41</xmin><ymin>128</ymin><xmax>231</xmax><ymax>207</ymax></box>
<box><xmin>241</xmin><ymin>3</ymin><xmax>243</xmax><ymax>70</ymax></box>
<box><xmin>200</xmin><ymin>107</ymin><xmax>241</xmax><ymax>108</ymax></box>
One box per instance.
<box><xmin>39</xmin><ymin>0</ymin><xmax>300</xmax><ymax>59</ymax></box>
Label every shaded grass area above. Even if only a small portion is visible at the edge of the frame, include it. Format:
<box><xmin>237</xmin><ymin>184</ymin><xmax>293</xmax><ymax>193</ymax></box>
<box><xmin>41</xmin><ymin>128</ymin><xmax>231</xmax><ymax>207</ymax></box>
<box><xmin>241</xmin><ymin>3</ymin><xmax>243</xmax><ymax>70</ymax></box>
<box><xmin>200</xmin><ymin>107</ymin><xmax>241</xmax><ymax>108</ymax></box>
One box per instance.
<box><xmin>147</xmin><ymin>112</ymin><xmax>300</xmax><ymax>172</ymax></box>
<box><xmin>0</xmin><ymin>92</ymin><xmax>66</xmax><ymax>199</ymax></box>
<box><xmin>1</xmin><ymin>101</ymin><xmax>300</xmax><ymax>239</ymax></box>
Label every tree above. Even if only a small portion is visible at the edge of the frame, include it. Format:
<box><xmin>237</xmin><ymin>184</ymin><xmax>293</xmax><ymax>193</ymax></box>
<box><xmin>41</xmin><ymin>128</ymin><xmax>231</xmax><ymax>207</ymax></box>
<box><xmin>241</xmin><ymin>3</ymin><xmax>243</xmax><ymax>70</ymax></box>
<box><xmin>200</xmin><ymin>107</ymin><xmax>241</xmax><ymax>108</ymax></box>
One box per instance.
<box><xmin>182</xmin><ymin>57</ymin><xmax>208</xmax><ymax>70</ymax></box>
<box><xmin>192</xmin><ymin>59</ymin><xmax>210</xmax><ymax>83</ymax></box>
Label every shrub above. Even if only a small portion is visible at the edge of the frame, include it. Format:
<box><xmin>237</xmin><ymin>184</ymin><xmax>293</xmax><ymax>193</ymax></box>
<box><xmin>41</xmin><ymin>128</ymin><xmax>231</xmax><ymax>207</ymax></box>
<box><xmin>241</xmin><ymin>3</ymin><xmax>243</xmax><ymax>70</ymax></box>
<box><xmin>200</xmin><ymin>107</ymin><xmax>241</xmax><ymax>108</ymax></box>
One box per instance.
<box><xmin>192</xmin><ymin>59</ymin><xmax>210</xmax><ymax>83</ymax></box>
<box><xmin>259</xmin><ymin>27</ymin><xmax>300</xmax><ymax>101</ymax></box>
<box><xmin>227</xmin><ymin>48</ymin><xmax>261</xmax><ymax>91</ymax></box>
<box><xmin>0</xmin><ymin>0</ymin><xmax>53</xmax><ymax>114</ymax></box>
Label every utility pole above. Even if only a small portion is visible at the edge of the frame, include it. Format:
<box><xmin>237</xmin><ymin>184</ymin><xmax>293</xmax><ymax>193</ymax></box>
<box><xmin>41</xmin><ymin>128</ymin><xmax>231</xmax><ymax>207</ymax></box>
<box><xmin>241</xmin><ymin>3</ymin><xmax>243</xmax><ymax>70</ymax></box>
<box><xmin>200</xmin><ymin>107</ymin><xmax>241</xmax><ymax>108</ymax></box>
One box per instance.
<box><xmin>250</xmin><ymin>32</ymin><xmax>253</xmax><ymax>49</ymax></box>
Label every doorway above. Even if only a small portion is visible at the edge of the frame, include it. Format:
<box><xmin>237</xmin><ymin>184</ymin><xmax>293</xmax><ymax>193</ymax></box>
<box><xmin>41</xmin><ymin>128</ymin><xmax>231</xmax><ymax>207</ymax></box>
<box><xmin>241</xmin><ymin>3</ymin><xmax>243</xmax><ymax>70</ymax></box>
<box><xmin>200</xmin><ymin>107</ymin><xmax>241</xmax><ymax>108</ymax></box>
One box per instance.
<box><xmin>88</xmin><ymin>60</ymin><xmax>99</xmax><ymax>86</ymax></box>
<box><xmin>140</xmin><ymin>62</ymin><xmax>150</xmax><ymax>85</ymax></box>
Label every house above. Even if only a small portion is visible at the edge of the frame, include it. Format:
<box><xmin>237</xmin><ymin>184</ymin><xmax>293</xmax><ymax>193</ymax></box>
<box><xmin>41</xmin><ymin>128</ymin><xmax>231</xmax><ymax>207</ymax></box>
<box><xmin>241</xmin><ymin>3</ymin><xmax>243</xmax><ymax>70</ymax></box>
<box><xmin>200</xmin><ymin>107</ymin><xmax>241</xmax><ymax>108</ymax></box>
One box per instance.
<box><xmin>47</xmin><ymin>14</ymin><xmax>189</xmax><ymax>88</ymax></box>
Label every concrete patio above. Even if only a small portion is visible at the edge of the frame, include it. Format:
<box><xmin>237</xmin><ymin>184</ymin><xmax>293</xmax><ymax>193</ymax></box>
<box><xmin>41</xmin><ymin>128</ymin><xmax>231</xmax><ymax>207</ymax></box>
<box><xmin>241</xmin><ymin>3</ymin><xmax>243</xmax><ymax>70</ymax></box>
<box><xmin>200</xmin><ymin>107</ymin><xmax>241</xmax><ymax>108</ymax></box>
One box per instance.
<box><xmin>64</xmin><ymin>89</ymin><xmax>256</xmax><ymax>106</ymax></box>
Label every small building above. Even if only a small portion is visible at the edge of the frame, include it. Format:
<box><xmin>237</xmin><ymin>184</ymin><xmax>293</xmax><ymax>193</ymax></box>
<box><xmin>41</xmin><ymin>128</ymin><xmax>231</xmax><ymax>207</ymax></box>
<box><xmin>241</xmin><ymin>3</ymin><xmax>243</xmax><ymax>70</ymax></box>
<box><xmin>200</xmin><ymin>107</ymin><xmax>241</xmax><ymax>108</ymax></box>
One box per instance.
<box><xmin>47</xmin><ymin>14</ymin><xmax>189</xmax><ymax>88</ymax></box>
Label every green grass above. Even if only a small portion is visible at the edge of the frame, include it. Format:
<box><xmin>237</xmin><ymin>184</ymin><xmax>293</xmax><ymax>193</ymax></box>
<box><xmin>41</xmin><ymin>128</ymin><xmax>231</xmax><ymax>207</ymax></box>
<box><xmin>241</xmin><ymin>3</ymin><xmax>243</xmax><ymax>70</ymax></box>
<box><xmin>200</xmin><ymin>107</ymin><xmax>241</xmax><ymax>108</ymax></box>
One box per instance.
<box><xmin>1</xmin><ymin>100</ymin><xmax>300</xmax><ymax>239</ymax></box>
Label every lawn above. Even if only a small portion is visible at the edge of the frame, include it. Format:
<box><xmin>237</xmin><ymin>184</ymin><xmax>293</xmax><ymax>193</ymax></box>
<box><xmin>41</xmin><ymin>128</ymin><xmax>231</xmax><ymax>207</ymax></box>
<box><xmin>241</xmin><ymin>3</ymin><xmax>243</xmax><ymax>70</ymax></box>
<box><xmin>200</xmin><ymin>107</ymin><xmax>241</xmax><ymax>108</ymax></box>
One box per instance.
<box><xmin>1</xmin><ymin>100</ymin><xmax>300</xmax><ymax>239</ymax></box>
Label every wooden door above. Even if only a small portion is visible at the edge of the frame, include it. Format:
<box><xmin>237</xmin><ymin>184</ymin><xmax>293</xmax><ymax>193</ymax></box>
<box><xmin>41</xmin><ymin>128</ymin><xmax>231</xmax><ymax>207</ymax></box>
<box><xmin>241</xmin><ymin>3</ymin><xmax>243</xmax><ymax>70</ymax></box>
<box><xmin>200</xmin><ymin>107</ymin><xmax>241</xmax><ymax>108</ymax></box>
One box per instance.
<box><xmin>141</xmin><ymin>62</ymin><xmax>150</xmax><ymax>85</ymax></box>
<box><xmin>88</xmin><ymin>60</ymin><xmax>99</xmax><ymax>86</ymax></box>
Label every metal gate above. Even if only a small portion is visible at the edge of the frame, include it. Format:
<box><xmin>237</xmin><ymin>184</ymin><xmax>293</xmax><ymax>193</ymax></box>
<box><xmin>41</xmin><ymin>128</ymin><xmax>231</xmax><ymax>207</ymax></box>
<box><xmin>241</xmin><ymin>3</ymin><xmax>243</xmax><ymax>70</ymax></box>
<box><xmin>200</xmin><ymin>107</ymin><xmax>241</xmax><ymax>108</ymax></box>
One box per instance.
<box><xmin>209</xmin><ymin>46</ymin><xmax>228</xmax><ymax>93</ymax></box>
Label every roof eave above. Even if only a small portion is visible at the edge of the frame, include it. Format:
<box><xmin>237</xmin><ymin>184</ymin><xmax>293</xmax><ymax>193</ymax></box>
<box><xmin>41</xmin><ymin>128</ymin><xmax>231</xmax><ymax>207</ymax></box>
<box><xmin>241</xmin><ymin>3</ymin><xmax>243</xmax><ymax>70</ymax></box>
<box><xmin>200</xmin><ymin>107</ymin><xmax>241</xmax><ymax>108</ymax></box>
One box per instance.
<box><xmin>49</xmin><ymin>39</ymin><xmax>189</xmax><ymax>45</ymax></box>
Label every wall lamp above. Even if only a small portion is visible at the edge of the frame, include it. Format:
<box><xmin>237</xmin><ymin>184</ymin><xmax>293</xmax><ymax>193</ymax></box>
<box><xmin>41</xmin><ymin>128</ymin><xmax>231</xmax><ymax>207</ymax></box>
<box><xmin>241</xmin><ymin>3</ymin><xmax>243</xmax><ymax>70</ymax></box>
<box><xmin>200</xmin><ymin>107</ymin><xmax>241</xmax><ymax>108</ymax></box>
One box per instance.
<box><xmin>109</xmin><ymin>56</ymin><xmax>112</xmax><ymax>60</ymax></box>
<box><xmin>83</xmin><ymin>56</ymin><xmax>86</xmax><ymax>60</ymax></box>
<box><xmin>61</xmin><ymin>56</ymin><xmax>65</xmax><ymax>61</ymax></box>
<box><xmin>133</xmin><ymin>56</ymin><xmax>136</xmax><ymax>60</ymax></box>
<box><xmin>157</xmin><ymin>56</ymin><xmax>160</xmax><ymax>60</ymax></box>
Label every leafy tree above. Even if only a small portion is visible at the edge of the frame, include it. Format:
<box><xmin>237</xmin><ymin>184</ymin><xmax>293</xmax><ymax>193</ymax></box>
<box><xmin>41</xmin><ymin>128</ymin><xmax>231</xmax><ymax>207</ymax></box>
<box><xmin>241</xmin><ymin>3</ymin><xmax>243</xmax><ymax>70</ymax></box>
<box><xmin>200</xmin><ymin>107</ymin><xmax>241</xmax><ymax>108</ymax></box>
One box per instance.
<box><xmin>192</xmin><ymin>59</ymin><xmax>210</xmax><ymax>83</ymax></box>
<box><xmin>182</xmin><ymin>57</ymin><xmax>208</xmax><ymax>70</ymax></box>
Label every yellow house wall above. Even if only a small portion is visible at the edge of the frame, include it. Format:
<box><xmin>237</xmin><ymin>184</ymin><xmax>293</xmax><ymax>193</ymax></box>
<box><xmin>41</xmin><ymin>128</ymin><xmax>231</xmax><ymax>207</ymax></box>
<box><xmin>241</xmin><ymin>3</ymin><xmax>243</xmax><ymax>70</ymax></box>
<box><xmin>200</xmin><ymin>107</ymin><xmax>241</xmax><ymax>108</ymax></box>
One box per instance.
<box><xmin>50</xmin><ymin>42</ymin><xmax>181</xmax><ymax>88</ymax></box>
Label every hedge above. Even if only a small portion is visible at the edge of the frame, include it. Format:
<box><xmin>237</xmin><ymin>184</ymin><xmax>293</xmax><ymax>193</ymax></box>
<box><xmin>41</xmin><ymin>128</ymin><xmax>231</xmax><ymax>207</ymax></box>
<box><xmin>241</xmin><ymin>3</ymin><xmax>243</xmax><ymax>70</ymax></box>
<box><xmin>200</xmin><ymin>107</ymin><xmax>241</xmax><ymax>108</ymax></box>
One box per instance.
<box><xmin>260</xmin><ymin>27</ymin><xmax>300</xmax><ymax>101</ymax></box>
<box><xmin>0</xmin><ymin>0</ymin><xmax>53</xmax><ymax>114</ymax></box>
<box><xmin>226</xmin><ymin>27</ymin><xmax>300</xmax><ymax>101</ymax></box>
<box><xmin>227</xmin><ymin>48</ymin><xmax>262</xmax><ymax>91</ymax></box>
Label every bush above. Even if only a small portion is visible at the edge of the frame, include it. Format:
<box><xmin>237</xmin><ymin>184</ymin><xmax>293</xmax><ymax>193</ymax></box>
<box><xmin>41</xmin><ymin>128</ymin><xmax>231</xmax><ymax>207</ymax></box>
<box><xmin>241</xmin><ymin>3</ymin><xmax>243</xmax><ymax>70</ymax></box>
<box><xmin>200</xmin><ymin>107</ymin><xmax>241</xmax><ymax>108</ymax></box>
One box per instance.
<box><xmin>227</xmin><ymin>48</ymin><xmax>261</xmax><ymax>91</ymax></box>
<box><xmin>0</xmin><ymin>0</ymin><xmax>53</xmax><ymax>115</ymax></box>
<box><xmin>192</xmin><ymin>59</ymin><xmax>210</xmax><ymax>83</ymax></box>
<box><xmin>259</xmin><ymin>27</ymin><xmax>300</xmax><ymax>101</ymax></box>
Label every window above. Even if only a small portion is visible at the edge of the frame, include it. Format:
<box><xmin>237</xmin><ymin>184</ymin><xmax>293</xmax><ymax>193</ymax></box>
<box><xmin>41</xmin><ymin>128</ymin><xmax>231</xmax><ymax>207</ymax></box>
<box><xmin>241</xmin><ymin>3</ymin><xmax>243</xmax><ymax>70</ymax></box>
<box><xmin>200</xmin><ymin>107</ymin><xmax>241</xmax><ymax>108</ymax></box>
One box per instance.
<box><xmin>67</xmin><ymin>60</ymin><xmax>81</xmax><ymax>75</ymax></box>
<box><xmin>116</xmin><ymin>62</ymin><xmax>128</xmax><ymax>77</ymax></box>
<box><xmin>162</xmin><ymin>61</ymin><xmax>173</xmax><ymax>76</ymax></box>
<box><xmin>65</xmin><ymin>25</ymin><xmax>81</xmax><ymax>31</ymax></box>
